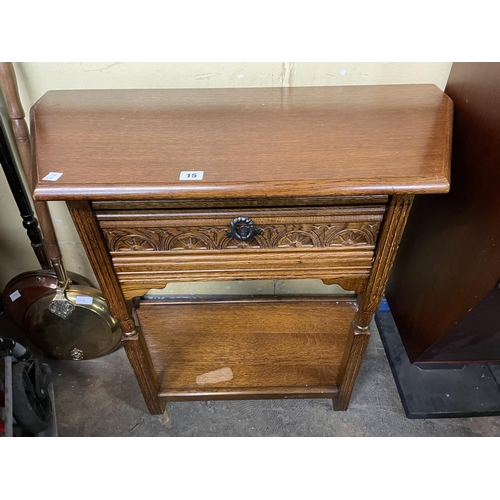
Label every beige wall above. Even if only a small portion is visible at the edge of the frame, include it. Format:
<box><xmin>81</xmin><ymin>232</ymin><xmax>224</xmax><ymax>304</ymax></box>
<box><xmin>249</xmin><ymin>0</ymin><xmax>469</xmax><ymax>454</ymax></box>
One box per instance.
<box><xmin>0</xmin><ymin>62</ymin><xmax>452</xmax><ymax>293</ymax></box>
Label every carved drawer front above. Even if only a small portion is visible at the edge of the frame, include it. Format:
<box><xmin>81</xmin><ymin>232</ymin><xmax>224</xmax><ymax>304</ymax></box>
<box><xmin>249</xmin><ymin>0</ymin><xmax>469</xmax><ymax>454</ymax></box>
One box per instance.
<box><xmin>95</xmin><ymin>205</ymin><xmax>386</xmax><ymax>297</ymax></box>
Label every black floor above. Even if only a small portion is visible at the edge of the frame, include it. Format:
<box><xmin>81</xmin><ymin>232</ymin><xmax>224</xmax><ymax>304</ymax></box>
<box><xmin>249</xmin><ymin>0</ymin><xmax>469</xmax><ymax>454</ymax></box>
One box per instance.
<box><xmin>376</xmin><ymin>308</ymin><xmax>500</xmax><ymax>419</ymax></box>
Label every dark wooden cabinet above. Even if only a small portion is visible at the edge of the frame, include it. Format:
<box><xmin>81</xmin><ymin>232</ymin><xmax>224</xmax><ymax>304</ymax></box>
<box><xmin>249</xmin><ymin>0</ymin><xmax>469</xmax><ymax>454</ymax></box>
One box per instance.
<box><xmin>386</xmin><ymin>63</ymin><xmax>500</xmax><ymax>364</ymax></box>
<box><xmin>29</xmin><ymin>85</ymin><xmax>452</xmax><ymax>414</ymax></box>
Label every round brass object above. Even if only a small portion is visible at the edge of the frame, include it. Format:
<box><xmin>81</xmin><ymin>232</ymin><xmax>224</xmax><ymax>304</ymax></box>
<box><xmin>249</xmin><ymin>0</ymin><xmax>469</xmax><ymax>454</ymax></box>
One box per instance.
<box><xmin>25</xmin><ymin>285</ymin><xmax>122</xmax><ymax>360</ymax></box>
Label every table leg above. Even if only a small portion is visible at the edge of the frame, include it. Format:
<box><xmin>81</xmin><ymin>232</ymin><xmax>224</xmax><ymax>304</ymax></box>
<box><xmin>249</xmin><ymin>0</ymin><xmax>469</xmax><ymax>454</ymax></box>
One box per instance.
<box><xmin>335</xmin><ymin>194</ymin><xmax>414</xmax><ymax>410</ymax></box>
<box><xmin>67</xmin><ymin>200</ymin><xmax>165</xmax><ymax>414</ymax></box>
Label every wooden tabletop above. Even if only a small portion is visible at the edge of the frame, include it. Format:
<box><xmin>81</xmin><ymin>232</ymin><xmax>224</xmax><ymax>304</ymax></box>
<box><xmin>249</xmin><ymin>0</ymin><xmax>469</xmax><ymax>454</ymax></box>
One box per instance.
<box><xmin>30</xmin><ymin>84</ymin><xmax>453</xmax><ymax>201</ymax></box>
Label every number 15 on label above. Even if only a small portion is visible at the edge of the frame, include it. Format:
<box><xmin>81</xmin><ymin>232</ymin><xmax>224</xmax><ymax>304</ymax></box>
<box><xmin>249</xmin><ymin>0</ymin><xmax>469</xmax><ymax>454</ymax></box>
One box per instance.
<box><xmin>179</xmin><ymin>171</ymin><xmax>204</xmax><ymax>180</ymax></box>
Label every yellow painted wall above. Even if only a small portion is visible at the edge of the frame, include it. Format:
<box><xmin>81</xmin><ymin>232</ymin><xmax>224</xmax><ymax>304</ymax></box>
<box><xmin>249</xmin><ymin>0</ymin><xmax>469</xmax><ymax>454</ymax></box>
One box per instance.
<box><xmin>0</xmin><ymin>62</ymin><xmax>452</xmax><ymax>293</ymax></box>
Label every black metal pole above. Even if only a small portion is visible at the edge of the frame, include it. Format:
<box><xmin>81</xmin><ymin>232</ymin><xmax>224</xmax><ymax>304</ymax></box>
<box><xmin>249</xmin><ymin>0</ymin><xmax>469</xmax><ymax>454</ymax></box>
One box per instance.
<box><xmin>0</xmin><ymin>121</ymin><xmax>49</xmax><ymax>269</ymax></box>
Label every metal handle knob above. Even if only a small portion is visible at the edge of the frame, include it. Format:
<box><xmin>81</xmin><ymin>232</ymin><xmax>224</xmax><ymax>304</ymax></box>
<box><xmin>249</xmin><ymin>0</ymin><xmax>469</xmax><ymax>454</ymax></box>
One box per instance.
<box><xmin>226</xmin><ymin>217</ymin><xmax>263</xmax><ymax>241</ymax></box>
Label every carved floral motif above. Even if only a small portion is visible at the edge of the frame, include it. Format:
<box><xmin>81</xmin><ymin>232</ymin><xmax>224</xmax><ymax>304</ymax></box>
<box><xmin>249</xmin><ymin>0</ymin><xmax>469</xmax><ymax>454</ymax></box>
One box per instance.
<box><xmin>169</xmin><ymin>234</ymin><xmax>212</xmax><ymax>251</ymax></box>
<box><xmin>275</xmin><ymin>231</ymin><xmax>319</xmax><ymax>248</ymax></box>
<box><xmin>103</xmin><ymin>222</ymin><xmax>381</xmax><ymax>252</ymax></box>
<box><xmin>112</xmin><ymin>231</ymin><xmax>159</xmax><ymax>251</ymax></box>
<box><xmin>326</xmin><ymin>228</ymin><xmax>375</xmax><ymax>247</ymax></box>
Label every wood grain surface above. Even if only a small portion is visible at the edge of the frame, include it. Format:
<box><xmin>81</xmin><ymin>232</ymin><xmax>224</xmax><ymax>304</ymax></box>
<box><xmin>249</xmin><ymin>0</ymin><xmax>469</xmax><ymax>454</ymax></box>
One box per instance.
<box><xmin>122</xmin><ymin>328</ymin><xmax>166</xmax><ymax>414</ymax></box>
<box><xmin>92</xmin><ymin>195</ymin><xmax>390</xmax><ymax>210</ymax></box>
<box><xmin>0</xmin><ymin>62</ymin><xmax>32</xmax><ymax>186</ymax></box>
<box><xmin>30</xmin><ymin>85</ymin><xmax>452</xmax><ymax>201</ymax></box>
<box><xmin>66</xmin><ymin>200</ymin><xmax>138</xmax><ymax>335</ymax></box>
<box><xmin>112</xmin><ymin>248</ymin><xmax>374</xmax><ymax>300</ymax></box>
<box><xmin>335</xmin><ymin>194</ymin><xmax>414</xmax><ymax>409</ymax></box>
<box><xmin>135</xmin><ymin>297</ymin><xmax>356</xmax><ymax>400</ymax></box>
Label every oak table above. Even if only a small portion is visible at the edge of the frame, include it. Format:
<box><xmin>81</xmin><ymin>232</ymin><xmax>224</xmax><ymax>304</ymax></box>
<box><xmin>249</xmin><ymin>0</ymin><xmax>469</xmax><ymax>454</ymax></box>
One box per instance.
<box><xmin>30</xmin><ymin>85</ymin><xmax>453</xmax><ymax>415</ymax></box>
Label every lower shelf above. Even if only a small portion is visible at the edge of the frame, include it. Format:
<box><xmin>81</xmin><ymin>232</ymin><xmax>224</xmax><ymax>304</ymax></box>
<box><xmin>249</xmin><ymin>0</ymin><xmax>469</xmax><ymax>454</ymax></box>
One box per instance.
<box><xmin>133</xmin><ymin>296</ymin><xmax>357</xmax><ymax>401</ymax></box>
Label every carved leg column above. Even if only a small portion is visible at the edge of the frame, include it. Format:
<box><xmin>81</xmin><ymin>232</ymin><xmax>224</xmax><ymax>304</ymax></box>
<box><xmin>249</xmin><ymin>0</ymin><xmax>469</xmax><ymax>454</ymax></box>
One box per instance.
<box><xmin>67</xmin><ymin>200</ymin><xmax>165</xmax><ymax>415</ymax></box>
<box><xmin>334</xmin><ymin>194</ymin><xmax>414</xmax><ymax>410</ymax></box>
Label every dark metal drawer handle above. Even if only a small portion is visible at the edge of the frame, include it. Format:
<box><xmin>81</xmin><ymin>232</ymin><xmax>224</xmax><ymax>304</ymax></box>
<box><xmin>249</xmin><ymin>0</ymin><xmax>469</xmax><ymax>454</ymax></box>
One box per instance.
<box><xmin>226</xmin><ymin>217</ymin><xmax>263</xmax><ymax>241</ymax></box>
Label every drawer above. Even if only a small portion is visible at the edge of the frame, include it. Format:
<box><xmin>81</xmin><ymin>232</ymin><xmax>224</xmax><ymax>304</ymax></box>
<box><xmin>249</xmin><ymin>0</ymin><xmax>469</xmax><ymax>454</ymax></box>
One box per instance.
<box><xmin>96</xmin><ymin>205</ymin><xmax>386</xmax><ymax>298</ymax></box>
